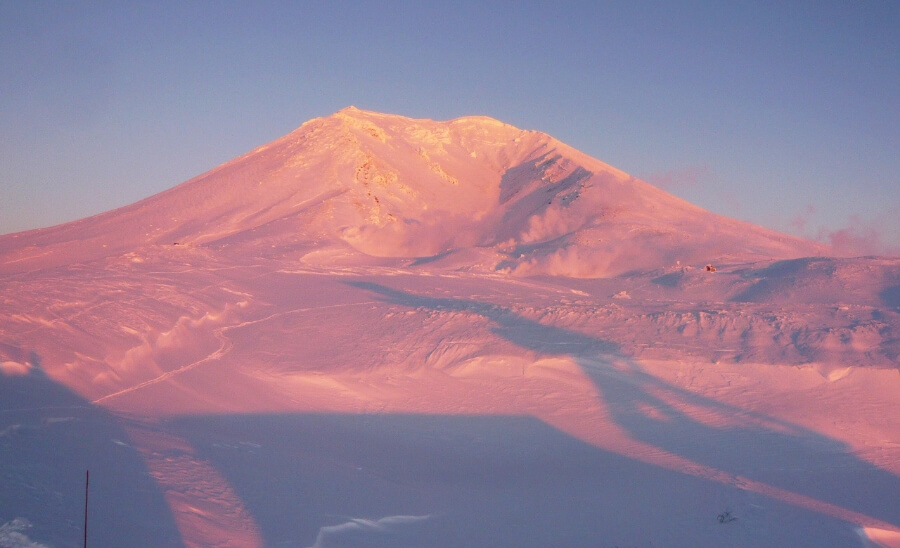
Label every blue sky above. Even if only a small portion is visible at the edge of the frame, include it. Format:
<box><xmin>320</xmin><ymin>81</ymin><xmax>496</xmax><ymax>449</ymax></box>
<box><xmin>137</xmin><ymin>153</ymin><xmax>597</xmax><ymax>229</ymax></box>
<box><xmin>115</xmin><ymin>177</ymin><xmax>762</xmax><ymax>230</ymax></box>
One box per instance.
<box><xmin>2</xmin><ymin>1</ymin><xmax>898</xmax><ymax>253</ymax></box>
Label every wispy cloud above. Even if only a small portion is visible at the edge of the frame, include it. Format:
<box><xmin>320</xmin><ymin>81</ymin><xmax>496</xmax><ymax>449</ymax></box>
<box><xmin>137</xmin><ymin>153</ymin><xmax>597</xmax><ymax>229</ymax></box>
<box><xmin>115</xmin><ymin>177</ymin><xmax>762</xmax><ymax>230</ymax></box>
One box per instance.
<box><xmin>642</xmin><ymin>165</ymin><xmax>711</xmax><ymax>192</ymax></box>
<box><xmin>642</xmin><ymin>165</ymin><xmax>747</xmax><ymax>217</ymax></box>
<box><xmin>787</xmin><ymin>205</ymin><xmax>900</xmax><ymax>257</ymax></box>
<box><xmin>816</xmin><ymin>214</ymin><xmax>900</xmax><ymax>257</ymax></box>
<box><xmin>789</xmin><ymin>204</ymin><xmax>816</xmax><ymax>233</ymax></box>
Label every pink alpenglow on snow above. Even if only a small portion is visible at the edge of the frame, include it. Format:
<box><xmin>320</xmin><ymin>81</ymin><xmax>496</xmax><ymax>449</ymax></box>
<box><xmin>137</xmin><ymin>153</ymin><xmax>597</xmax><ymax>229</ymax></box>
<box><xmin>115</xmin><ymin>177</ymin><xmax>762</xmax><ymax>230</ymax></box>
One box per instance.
<box><xmin>1</xmin><ymin>108</ymin><xmax>899</xmax><ymax>548</ymax></box>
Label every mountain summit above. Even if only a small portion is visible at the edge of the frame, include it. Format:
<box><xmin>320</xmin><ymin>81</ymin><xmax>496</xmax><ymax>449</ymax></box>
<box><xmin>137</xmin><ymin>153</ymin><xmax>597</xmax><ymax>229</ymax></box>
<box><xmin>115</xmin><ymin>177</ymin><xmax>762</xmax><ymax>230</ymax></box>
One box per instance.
<box><xmin>0</xmin><ymin>107</ymin><xmax>824</xmax><ymax>275</ymax></box>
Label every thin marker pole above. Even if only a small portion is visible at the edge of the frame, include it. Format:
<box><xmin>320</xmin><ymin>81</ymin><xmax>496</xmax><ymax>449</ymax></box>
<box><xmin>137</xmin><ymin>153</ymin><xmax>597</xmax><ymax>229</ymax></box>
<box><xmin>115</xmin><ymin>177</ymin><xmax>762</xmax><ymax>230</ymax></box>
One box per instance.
<box><xmin>84</xmin><ymin>470</ymin><xmax>89</xmax><ymax>548</ymax></box>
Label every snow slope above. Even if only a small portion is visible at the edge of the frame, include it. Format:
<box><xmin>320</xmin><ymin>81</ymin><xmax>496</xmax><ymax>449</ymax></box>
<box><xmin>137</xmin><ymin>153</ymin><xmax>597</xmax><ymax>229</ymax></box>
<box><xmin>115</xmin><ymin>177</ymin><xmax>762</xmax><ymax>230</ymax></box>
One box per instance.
<box><xmin>1</xmin><ymin>108</ymin><xmax>898</xmax><ymax>547</ymax></box>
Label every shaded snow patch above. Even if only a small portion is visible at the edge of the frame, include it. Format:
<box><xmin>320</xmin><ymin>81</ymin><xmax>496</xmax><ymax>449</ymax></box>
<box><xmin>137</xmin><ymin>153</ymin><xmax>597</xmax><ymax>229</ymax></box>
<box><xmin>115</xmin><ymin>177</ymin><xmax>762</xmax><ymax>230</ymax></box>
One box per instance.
<box><xmin>0</xmin><ymin>519</ymin><xmax>48</xmax><ymax>548</ymax></box>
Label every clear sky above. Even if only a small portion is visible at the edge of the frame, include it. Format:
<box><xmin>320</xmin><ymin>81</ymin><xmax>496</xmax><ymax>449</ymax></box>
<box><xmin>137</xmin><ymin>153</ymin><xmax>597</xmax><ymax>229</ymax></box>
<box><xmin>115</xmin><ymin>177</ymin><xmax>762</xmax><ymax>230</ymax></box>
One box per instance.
<box><xmin>2</xmin><ymin>1</ymin><xmax>898</xmax><ymax>253</ymax></box>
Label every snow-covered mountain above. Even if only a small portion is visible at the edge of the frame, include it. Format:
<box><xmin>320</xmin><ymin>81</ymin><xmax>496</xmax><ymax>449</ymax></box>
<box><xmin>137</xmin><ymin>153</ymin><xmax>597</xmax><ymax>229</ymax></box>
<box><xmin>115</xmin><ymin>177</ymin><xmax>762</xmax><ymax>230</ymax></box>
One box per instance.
<box><xmin>0</xmin><ymin>107</ymin><xmax>824</xmax><ymax>276</ymax></box>
<box><xmin>1</xmin><ymin>108</ymin><xmax>898</xmax><ymax>548</ymax></box>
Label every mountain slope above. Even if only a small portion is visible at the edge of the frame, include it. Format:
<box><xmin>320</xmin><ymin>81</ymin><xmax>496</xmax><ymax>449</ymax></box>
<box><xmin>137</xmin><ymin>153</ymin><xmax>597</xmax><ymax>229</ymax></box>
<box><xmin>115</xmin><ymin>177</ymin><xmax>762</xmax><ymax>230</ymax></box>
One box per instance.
<box><xmin>0</xmin><ymin>107</ymin><xmax>825</xmax><ymax>276</ymax></box>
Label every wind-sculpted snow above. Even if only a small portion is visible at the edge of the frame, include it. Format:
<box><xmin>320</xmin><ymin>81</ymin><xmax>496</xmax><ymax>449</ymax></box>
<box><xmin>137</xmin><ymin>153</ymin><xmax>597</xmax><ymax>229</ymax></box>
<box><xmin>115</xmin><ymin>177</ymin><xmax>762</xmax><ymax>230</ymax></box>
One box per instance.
<box><xmin>305</xmin><ymin>514</ymin><xmax>432</xmax><ymax>548</ymax></box>
<box><xmin>1</xmin><ymin>108</ymin><xmax>899</xmax><ymax>546</ymax></box>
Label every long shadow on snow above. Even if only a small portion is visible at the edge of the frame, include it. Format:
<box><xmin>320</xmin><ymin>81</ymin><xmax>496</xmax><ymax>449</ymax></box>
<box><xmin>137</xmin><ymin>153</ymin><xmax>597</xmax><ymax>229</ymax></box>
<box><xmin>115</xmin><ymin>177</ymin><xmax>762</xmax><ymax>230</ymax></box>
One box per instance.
<box><xmin>0</xmin><ymin>366</ymin><xmax>183</xmax><ymax>547</ymax></box>
<box><xmin>169</xmin><ymin>413</ymin><xmax>861</xmax><ymax>548</ymax></box>
<box><xmin>160</xmin><ymin>281</ymin><xmax>900</xmax><ymax>547</ymax></box>
<box><xmin>348</xmin><ymin>282</ymin><xmax>900</xmax><ymax>529</ymax></box>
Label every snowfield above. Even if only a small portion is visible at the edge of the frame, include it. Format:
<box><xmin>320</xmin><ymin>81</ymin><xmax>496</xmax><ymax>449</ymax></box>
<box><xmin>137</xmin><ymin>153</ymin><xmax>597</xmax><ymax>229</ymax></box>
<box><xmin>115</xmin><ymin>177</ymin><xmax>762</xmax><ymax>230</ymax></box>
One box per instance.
<box><xmin>1</xmin><ymin>108</ymin><xmax>898</xmax><ymax>547</ymax></box>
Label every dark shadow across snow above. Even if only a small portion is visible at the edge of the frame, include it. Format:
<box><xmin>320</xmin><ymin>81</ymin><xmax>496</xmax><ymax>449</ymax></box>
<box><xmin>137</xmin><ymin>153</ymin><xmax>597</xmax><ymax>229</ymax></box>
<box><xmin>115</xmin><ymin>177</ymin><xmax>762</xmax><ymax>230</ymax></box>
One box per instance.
<box><xmin>166</xmin><ymin>412</ymin><xmax>861</xmax><ymax>548</ymax></box>
<box><xmin>0</xmin><ymin>367</ymin><xmax>183</xmax><ymax>547</ymax></box>
<box><xmin>153</xmin><ymin>282</ymin><xmax>900</xmax><ymax>547</ymax></box>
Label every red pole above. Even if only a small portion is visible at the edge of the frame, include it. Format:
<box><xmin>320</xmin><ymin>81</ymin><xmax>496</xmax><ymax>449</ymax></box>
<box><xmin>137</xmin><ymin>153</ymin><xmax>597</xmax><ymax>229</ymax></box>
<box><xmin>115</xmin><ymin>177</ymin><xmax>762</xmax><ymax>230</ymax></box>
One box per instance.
<box><xmin>84</xmin><ymin>470</ymin><xmax>89</xmax><ymax>548</ymax></box>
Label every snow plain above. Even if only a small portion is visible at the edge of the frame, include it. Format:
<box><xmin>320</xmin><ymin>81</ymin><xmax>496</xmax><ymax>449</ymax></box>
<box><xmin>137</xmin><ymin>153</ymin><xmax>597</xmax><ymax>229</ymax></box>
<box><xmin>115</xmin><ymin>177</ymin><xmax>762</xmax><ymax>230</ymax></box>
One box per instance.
<box><xmin>1</xmin><ymin>108</ymin><xmax>898</xmax><ymax>547</ymax></box>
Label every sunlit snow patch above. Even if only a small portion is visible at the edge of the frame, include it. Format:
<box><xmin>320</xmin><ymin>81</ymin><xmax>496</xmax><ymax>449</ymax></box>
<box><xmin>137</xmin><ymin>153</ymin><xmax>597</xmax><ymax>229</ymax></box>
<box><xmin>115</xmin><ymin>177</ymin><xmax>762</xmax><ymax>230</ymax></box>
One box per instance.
<box><xmin>858</xmin><ymin>526</ymin><xmax>900</xmax><ymax>548</ymax></box>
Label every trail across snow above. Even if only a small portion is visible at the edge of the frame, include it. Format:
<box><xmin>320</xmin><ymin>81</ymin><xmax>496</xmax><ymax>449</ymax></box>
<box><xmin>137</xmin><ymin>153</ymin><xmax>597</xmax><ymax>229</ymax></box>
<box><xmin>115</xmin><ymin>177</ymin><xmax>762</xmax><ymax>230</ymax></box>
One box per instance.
<box><xmin>93</xmin><ymin>300</ymin><xmax>381</xmax><ymax>405</ymax></box>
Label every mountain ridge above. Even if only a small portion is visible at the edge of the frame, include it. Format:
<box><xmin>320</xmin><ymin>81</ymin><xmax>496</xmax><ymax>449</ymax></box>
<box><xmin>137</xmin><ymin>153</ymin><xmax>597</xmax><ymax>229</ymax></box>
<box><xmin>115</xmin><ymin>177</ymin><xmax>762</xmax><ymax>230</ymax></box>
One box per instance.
<box><xmin>0</xmin><ymin>107</ymin><xmax>826</xmax><ymax>276</ymax></box>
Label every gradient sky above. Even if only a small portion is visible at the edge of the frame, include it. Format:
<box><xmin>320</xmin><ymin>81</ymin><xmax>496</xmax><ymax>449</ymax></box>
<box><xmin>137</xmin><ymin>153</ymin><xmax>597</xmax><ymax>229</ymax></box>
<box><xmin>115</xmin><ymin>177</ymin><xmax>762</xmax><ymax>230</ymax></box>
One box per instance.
<box><xmin>2</xmin><ymin>1</ymin><xmax>898</xmax><ymax>253</ymax></box>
